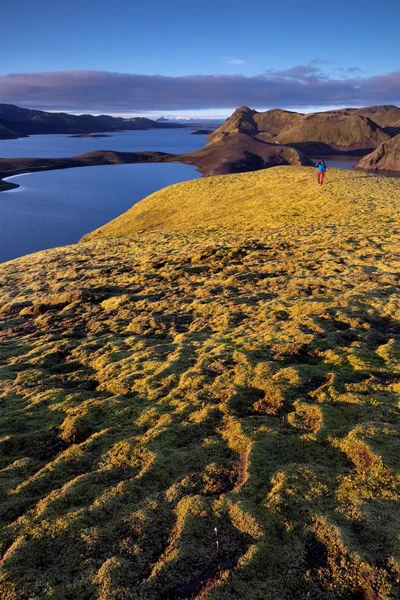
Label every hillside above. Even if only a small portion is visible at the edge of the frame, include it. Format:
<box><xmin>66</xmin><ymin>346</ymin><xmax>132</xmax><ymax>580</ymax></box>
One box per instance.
<box><xmin>179</xmin><ymin>132</ymin><xmax>314</xmax><ymax>176</ymax></box>
<box><xmin>320</xmin><ymin>106</ymin><xmax>400</xmax><ymax>131</ymax></box>
<box><xmin>1</xmin><ymin>167</ymin><xmax>400</xmax><ymax>600</ymax></box>
<box><xmin>357</xmin><ymin>133</ymin><xmax>400</xmax><ymax>173</ymax></box>
<box><xmin>207</xmin><ymin>106</ymin><xmax>399</xmax><ymax>155</ymax></box>
<box><xmin>351</xmin><ymin>105</ymin><xmax>400</xmax><ymax>129</ymax></box>
<box><xmin>0</xmin><ymin>104</ymin><xmax>44</xmax><ymax>122</ymax></box>
<box><xmin>276</xmin><ymin>113</ymin><xmax>390</xmax><ymax>154</ymax></box>
<box><xmin>0</xmin><ymin>167</ymin><xmax>400</xmax><ymax>600</ymax></box>
<box><xmin>0</xmin><ymin>104</ymin><xmax>185</xmax><ymax>138</ymax></box>
<box><xmin>82</xmin><ymin>165</ymin><xmax>396</xmax><ymax>240</ymax></box>
<box><xmin>207</xmin><ymin>107</ymin><xmax>303</xmax><ymax>142</ymax></box>
<box><xmin>0</xmin><ymin>124</ymin><xmax>24</xmax><ymax>140</ymax></box>
<box><xmin>385</xmin><ymin>125</ymin><xmax>400</xmax><ymax>137</ymax></box>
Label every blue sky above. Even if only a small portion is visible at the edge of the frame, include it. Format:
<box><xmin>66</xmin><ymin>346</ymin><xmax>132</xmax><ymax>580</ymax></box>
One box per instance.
<box><xmin>1</xmin><ymin>0</ymin><xmax>399</xmax><ymax>116</ymax></box>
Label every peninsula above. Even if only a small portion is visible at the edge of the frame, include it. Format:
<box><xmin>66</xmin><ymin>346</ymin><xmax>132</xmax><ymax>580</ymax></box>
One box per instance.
<box><xmin>0</xmin><ymin>134</ymin><xmax>313</xmax><ymax>191</ymax></box>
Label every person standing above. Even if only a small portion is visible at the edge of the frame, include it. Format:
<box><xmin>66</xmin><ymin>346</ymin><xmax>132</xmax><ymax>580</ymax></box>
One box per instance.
<box><xmin>316</xmin><ymin>160</ymin><xmax>327</xmax><ymax>184</ymax></box>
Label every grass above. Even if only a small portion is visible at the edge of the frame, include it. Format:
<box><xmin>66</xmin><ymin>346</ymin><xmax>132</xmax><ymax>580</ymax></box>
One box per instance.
<box><xmin>82</xmin><ymin>166</ymin><xmax>399</xmax><ymax>240</ymax></box>
<box><xmin>0</xmin><ymin>166</ymin><xmax>400</xmax><ymax>599</ymax></box>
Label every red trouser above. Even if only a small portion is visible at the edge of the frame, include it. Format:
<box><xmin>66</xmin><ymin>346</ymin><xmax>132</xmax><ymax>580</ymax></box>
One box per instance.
<box><xmin>318</xmin><ymin>171</ymin><xmax>325</xmax><ymax>184</ymax></box>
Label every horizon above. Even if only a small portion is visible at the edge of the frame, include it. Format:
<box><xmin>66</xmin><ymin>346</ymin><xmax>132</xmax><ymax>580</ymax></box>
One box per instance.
<box><xmin>4</xmin><ymin>103</ymin><xmax>400</xmax><ymax>122</ymax></box>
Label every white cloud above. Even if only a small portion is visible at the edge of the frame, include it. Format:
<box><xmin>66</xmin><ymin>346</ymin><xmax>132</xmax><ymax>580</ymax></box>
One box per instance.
<box><xmin>226</xmin><ymin>58</ymin><xmax>246</xmax><ymax>65</ymax></box>
<box><xmin>2</xmin><ymin>67</ymin><xmax>399</xmax><ymax>113</ymax></box>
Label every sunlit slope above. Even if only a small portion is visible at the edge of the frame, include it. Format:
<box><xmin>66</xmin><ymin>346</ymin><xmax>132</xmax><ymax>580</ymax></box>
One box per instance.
<box><xmin>82</xmin><ymin>166</ymin><xmax>400</xmax><ymax>241</ymax></box>
<box><xmin>1</xmin><ymin>168</ymin><xmax>400</xmax><ymax>599</ymax></box>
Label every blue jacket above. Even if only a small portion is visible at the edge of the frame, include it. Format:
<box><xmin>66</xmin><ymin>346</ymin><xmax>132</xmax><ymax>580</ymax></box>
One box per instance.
<box><xmin>317</xmin><ymin>162</ymin><xmax>327</xmax><ymax>173</ymax></box>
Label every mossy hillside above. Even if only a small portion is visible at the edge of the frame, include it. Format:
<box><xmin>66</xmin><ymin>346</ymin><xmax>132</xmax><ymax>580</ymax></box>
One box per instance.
<box><xmin>0</xmin><ymin>167</ymin><xmax>400</xmax><ymax>599</ymax></box>
<box><xmin>276</xmin><ymin>114</ymin><xmax>390</xmax><ymax>149</ymax></box>
<box><xmin>82</xmin><ymin>166</ymin><xmax>399</xmax><ymax>241</ymax></box>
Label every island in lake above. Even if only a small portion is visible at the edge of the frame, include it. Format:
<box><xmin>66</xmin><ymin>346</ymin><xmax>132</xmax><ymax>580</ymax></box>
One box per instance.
<box><xmin>67</xmin><ymin>133</ymin><xmax>113</xmax><ymax>139</ymax></box>
<box><xmin>191</xmin><ymin>129</ymin><xmax>214</xmax><ymax>135</ymax></box>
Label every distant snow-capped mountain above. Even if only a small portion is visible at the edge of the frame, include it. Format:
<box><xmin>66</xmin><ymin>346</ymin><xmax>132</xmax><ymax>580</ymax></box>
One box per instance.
<box><xmin>156</xmin><ymin>116</ymin><xmax>225</xmax><ymax>124</ymax></box>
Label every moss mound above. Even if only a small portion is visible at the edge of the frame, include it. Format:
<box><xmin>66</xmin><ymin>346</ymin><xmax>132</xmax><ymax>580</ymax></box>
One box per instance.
<box><xmin>1</xmin><ymin>167</ymin><xmax>400</xmax><ymax>599</ymax></box>
<box><xmin>82</xmin><ymin>166</ymin><xmax>398</xmax><ymax>241</ymax></box>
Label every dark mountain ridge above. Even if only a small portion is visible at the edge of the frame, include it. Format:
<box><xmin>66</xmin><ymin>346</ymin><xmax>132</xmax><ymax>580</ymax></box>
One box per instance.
<box><xmin>0</xmin><ymin>104</ymin><xmax>186</xmax><ymax>138</ymax></box>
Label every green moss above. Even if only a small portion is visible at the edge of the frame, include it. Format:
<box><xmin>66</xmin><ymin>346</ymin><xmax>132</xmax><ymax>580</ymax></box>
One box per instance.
<box><xmin>0</xmin><ymin>167</ymin><xmax>399</xmax><ymax>598</ymax></box>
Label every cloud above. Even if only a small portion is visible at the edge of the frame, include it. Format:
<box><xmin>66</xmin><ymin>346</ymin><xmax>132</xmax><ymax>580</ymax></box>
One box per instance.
<box><xmin>264</xmin><ymin>65</ymin><xmax>321</xmax><ymax>80</ymax></box>
<box><xmin>0</xmin><ymin>67</ymin><xmax>399</xmax><ymax>113</ymax></box>
<box><xmin>335</xmin><ymin>66</ymin><xmax>364</xmax><ymax>75</ymax></box>
<box><xmin>310</xmin><ymin>59</ymin><xmax>331</xmax><ymax>66</ymax></box>
<box><xmin>226</xmin><ymin>58</ymin><xmax>246</xmax><ymax>65</ymax></box>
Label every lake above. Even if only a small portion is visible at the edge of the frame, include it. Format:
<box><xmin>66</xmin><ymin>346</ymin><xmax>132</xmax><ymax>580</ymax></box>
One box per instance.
<box><xmin>0</xmin><ymin>130</ymin><xmax>364</xmax><ymax>263</ymax></box>
<box><xmin>0</xmin><ymin>128</ymin><xmax>208</xmax><ymax>158</ymax></box>
<box><xmin>0</xmin><ymin>129</ymin><xmax>207</xmax><ymax>263</ymax></box>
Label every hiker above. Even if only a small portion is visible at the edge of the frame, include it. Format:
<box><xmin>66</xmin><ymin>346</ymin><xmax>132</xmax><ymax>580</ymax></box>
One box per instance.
<box><xmin>316</xmin><ymin>160</ymin><xmax>327</xmax><ymax>184</ymax></box>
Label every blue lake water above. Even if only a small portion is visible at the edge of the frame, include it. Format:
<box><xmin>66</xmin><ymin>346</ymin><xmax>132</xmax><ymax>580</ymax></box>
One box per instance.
<box><xmin>0</xmin><ymin>163</ymin><xmax>201</xmax><ymax>263</ymax></box>
<box><xmin>0</xmin><ymin>128</ymin><xmax>207</xmax><ymax>158</ymax></box>
<box><xmin>309</xmin><ymin>155</ymin><xmax>360</xmax><ymax>169</ymax></box>
<box><xmin>0</xmin><ymin>129</ymin><xmax>207</xmax><ymax>263</ymax></box>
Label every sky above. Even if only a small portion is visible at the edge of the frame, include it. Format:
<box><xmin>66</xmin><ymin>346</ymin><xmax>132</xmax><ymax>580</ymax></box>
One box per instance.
<box><xmin>1</xmin><ymin>0</ymin><xmax>399</xmax><ymax>117</ymax></box>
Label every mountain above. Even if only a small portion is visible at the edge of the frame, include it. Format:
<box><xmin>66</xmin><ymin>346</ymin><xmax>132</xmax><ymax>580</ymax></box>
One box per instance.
<box><xmin>208</xmin><ymin>105</ymin><xmax>399</xmax><ymax>155</ymax></box>
<box><xmin>0</xmin><ymin>103</ymin><xmax>44</xmax><ymax>121</ymax></box>
<box><xmin>351</xmin><ymin>104</ymin><xmax>400</xmax><ymax>129</ymax></box>
<box><xmin>356</xmin><ymin>132</ymin><xmax>400</xmax><ymax>172</ymax></box>
<box><xmin>276</xmin><ymin>112</ymin><xmax>390</xmax><ymax>154</ymax></box>
<box><xmin>317</xmin><ymin>105</ymin><xmax>400</xmax><ymax>125</ymax></box>
<box><xmin>0</xmin><ymin>104</ymin><xmax>186</xmax><ymax>138</ymax></box>
<box><xmin>0</xmin><ymin>123</ymin><xmax>25</xmax><ymax>139</ymax></box>
<box><xmin>166</xmin><ymin>117</ymin><xmax>225</xmax><ymax>124</ymax></box>
<box><xmin>207</xmin><ymin>106</ymin><xmax>303</xmax><ymax>142</ymax></box>
<box><xmin>324</xmin><ymin>105</ymin><xmax>400</xmax><ymax>136</ymax></box>
<box><xmin>384</xmin><ymin>124</ymin><xmax>400</xmax><ymax>137</ymax></box>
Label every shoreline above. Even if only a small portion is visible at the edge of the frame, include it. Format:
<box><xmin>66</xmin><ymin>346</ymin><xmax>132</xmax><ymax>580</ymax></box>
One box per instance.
<box><xmin>0</xmin><ymin>150</ymin><xmax>184</xmax><ymax>192</ymax></box>
<box><xmin>1</xmin><ymin>148</ymin><xmax>399</xmax><ymax>194</ymax></box>
<box><xmin>0</xmin><ymin>137</ymin><xmax>316</xmax><ymax>190</ymax></box>
<box><xmin>0</xmin><ymin>179</ymin><xmax>20</xmax><ymax>192</ymax></box>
